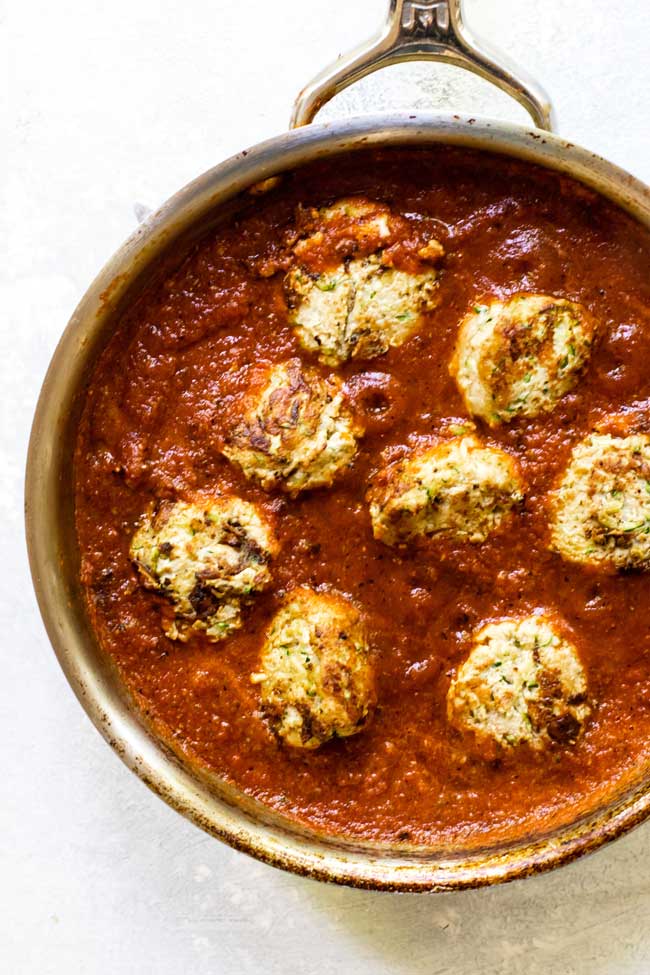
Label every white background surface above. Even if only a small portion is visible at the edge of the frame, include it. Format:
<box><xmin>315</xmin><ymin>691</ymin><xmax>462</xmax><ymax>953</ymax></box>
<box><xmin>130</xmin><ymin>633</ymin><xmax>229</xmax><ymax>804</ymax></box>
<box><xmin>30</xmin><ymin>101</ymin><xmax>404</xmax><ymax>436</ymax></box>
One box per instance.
<box><xmin>4</xmin><ymin>1</ymin><xmax>650</xmax><ymax>972</ymax></box>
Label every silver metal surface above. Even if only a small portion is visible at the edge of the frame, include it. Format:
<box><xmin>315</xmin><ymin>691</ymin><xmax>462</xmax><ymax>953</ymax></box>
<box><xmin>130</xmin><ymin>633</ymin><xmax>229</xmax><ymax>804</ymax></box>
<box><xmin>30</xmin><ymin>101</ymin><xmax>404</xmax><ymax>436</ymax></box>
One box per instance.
<box><xmin>290</xmin><ymin>0</ymin><xmax>555</xmax><ymax>129</ymax></box>
<box><xmin>26</xmin><ymin>113</ymin><xmax>650</xmax><ymax>891</ymax></box>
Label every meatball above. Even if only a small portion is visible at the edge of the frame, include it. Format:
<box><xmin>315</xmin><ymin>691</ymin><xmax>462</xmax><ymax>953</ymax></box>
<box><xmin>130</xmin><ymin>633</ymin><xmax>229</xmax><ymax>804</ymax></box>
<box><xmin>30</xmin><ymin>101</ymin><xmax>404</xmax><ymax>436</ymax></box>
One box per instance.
<box><xmin>367</xmin><ymin>434</ymin><xmax>525</xmax><ymax>547</ymax></box>
<box><xmin>286</xmin><ymin>259</ymin><xmax>440</xmax><ymax>367</ymax></box>
<box><xmin>550</xmin><ymin>431</ymin><xmax>650</xmax><ymax>569</ymax></box>
<box><xmin>447</xmin><ymin>615</ymin><xmax>590</xmax><ymax>749</ymax></box>
<box><xmin>285</xmin><ymin>198</ymin><xmax>443</xmax><ymax>366</ymax></box>
<box><xmin>130</xmin><ymin>497</ymin><xmax>277</xmax><ymax>642</ymax></box>
<box><xmin>450</xmin><ymin>294</ymin><xmax>599</xmax><ymax>425</ymax></box>
<box><xmin>222</xmin><ymin>359</ymin><xmax>363</xmax><ymax>494</ymax></box>
<box><xmin>293</xmin><ymin>198</ymin><xmax>395</xmax><ymax>259</ymax></box>
<box><xmin>252</xmin><ymin>587</ymin><xmax>376</xmax><ymax>749</ymax></box>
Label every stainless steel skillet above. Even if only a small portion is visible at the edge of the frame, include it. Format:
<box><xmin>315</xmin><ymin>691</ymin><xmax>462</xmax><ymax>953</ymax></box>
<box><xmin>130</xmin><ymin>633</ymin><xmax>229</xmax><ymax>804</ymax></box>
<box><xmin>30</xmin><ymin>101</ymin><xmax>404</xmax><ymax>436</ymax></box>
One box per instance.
<box><xmin>26</xmin><ymin>0</ymin><xmax>650</xmax><ymax>890</ymax></box>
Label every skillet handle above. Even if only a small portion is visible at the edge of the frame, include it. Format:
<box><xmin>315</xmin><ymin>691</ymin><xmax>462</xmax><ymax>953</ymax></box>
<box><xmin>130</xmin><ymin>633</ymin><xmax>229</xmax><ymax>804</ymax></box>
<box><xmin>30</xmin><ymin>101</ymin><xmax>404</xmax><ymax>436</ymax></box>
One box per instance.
<box><xmin>290</xmin><ymin>0</ymin><xmax>555</xmax><ymax>131</ymax></box>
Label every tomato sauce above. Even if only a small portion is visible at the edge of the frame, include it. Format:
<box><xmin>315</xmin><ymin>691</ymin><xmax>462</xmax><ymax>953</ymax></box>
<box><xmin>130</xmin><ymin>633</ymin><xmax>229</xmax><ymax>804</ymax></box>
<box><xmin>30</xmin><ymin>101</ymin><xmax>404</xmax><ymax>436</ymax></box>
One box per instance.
<box><xmin>75</xmin><ymin>147</ymin><xmax>650</xmax><ymax>846</ymax></box>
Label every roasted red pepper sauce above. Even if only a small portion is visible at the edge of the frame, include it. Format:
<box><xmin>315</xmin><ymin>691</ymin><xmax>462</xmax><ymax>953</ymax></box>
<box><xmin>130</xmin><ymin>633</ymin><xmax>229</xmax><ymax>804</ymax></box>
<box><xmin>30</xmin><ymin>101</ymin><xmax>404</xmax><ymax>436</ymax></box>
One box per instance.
<box><xmin>75</xmin><ymin>148</ymin><xmax>650</xmax><ymax>846</ymax></box>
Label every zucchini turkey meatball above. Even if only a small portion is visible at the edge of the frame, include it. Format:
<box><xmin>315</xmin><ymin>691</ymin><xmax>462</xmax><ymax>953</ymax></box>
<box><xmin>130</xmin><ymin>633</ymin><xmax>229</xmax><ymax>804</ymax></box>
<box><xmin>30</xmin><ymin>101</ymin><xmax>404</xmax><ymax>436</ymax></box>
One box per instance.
<box><xmin>447</xmin><ymin>615</ymin><xmax>590</xmax><ymax>749</ymax></box>
<box><xmin>367</xmin><ymin>434</ymin><xmax>525</xmax><ymax>547</ymax></box>
<box><xmin>550</xmin><ymin>431</ymin><xmax>650</xmax><ymax>570</ymax></box>
<box><xmin>130</xmin><ymin>497</ymin><xmax>277</xmax><ymax>642</ymax></box>
<box><xmin>252</xmin><ymin>587</ymin><xmax>376</xmax><ymax>749</ymax></box>
<box><xmin>285</xmin><ymin>198</ymin><xmax>443</xmax><ymax>366</ymax></box>
<box><xmin>450</xmin><ymin>294</ymin><xmax>599</xmax><ymax>425</ymax></box>
<box><xmin>222</xmin><ymin>358</ymin><xmax>363</xmax><ymax>495</ymax></box>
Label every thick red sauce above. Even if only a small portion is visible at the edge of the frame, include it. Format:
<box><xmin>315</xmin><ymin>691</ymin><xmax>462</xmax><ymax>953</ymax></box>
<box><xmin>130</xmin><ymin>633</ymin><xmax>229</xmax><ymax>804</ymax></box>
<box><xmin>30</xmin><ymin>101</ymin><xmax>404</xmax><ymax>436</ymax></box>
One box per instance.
<box><xmin>75</xmin><ymin>148</ymin><xmax>650</xmax><ymax>846</ymax></box>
